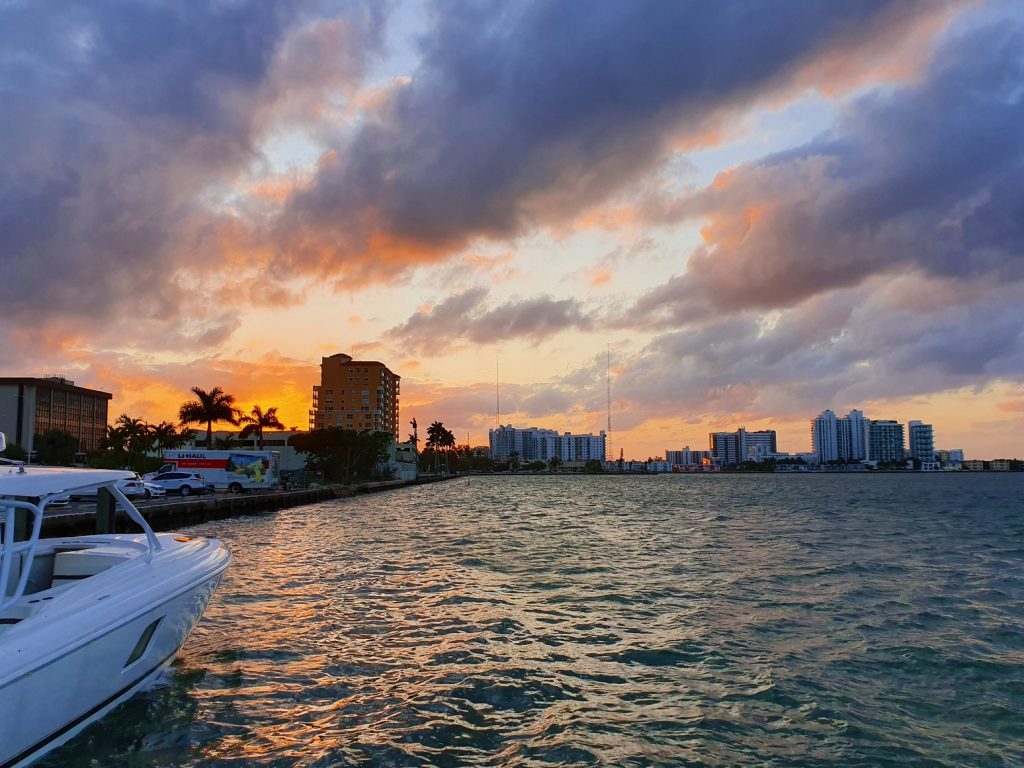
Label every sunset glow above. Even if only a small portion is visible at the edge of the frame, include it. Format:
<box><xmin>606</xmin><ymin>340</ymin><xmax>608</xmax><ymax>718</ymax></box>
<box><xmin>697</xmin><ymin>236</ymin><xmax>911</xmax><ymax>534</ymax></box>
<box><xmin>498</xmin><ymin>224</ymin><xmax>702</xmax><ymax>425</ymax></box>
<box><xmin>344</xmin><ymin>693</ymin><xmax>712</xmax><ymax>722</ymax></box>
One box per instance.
<box><xmin>2</xmin><ymin>0</ymin><xmax>1022</xmax><ymax>459</ymax></box>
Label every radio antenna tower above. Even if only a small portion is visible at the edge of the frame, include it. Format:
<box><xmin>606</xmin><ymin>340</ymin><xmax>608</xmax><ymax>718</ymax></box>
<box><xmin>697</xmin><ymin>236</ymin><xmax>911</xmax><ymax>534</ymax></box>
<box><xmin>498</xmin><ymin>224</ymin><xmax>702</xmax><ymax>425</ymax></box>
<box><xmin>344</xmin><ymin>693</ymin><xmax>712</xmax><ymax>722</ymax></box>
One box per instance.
<box><xmin>606</xmin><ymin>344</ymin><xmax>612</xmax><ymax>462</ymax></box>
<box><xmin>496</xmin><ymin>355</ymin><xmax>500</xmax><ymax>430</ymax></box>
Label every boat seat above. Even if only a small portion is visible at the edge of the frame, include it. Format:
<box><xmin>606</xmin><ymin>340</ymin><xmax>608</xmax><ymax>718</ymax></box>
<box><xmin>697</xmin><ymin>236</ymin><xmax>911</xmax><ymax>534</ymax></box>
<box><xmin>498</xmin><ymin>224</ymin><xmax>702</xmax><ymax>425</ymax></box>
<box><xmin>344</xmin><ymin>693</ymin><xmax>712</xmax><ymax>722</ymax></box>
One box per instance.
<box><xmin>51</xmin><ymin>548</ymin><xmax>130</xmax><ymax>587</ymax></box>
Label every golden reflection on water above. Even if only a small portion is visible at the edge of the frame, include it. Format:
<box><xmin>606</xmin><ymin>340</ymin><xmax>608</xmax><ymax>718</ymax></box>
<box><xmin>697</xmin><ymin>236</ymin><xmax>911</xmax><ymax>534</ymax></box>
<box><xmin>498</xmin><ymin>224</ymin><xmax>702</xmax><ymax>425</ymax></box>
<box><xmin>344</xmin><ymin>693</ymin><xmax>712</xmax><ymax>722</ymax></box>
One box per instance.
<box><xmin>38</xmin><ymin>473</ymin><xmax>1024</xmax><ymax>767</ymax></box>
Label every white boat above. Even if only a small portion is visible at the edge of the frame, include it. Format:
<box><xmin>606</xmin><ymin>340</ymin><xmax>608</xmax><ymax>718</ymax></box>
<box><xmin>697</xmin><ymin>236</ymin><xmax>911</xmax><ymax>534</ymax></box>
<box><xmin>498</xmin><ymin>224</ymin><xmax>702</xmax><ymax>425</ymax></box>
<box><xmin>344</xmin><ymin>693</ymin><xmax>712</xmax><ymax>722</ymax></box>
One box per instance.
<box><xmin>0</xmin><ymin>432</ymin><xmax>231</xmax><ymax>768</ymax></box>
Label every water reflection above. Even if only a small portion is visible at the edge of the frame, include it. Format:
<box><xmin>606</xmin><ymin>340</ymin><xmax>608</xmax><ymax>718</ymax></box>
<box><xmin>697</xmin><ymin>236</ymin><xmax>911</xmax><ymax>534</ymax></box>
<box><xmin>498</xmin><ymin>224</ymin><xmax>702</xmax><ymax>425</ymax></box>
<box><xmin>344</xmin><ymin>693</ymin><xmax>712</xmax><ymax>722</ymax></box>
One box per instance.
<box><xmin>38</xmin><ymin>474</ymin><xmax>1024</xmax><ymax>767</ymax></box>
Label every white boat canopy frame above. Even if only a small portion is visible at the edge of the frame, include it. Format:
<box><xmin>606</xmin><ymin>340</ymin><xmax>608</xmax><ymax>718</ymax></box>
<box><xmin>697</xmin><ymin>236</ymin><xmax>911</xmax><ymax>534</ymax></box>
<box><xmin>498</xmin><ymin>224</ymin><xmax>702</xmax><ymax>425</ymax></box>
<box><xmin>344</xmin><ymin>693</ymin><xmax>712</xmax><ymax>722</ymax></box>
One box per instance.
<box><xmin>0</xmin><ymin>461</ymin><xmax>163</xmax><ymax>612</ymax></box>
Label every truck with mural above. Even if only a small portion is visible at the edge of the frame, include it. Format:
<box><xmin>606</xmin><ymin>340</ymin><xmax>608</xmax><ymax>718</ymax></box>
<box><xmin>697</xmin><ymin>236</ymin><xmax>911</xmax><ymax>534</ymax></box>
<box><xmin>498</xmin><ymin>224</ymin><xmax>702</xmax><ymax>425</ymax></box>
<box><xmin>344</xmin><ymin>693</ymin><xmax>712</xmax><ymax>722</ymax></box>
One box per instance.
<box><xmin>150</xmin><ymin>449</ymin><xmax>281</xmax><ymax>493</ymax></box>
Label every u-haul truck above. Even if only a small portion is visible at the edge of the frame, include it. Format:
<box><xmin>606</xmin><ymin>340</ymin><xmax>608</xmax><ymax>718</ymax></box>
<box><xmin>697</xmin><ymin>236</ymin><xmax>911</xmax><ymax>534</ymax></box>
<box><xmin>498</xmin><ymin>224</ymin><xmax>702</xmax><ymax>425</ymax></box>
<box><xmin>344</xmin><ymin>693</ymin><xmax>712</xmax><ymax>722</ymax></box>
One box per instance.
<box><xmin>155</xmin><ymin>450</ymin><xmax>281</xmax><ymax>493</ymax></box>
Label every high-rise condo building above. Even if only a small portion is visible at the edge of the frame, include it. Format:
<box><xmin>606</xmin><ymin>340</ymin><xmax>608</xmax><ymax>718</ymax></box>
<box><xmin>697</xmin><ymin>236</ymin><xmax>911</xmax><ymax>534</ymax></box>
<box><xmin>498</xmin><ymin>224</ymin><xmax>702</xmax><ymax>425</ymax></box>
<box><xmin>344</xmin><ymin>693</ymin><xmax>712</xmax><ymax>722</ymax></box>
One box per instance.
<box><xmin>867</xmin><ymin>420</ymin><xmax>905</xmax><ymax>463</ymax></box>
<box><xmin>811</xmin><ymin>410</ymin><xmax>839</xmax><ymax>463</ymax></box>
<box><xmin>813</xmin><ymin>409</ymin><xmax>870</xmax><ymax>463</ymax></box>
<box><xmin>709</xmin><ymin>427</ymin><xmax>777</xmax><ymax>466</ymax></box>
<box><xmin>488</xmin><ymin>425</ymin><xmax>606</xmax><ymax>462</ymax></box>
<box><xmin>837</xmin><ymin>409</ymin><xmax>869</xmax><ymax>462</ymax></box>
<box><xmin>907</xmin><ymin>421</ymin><xmax>935</xmax><ymax>461</ymax></box>
<box><xmin>665</xmin><ymin>448</ymin><xmax>715</xmax><ymax>467</ymax></box>
<box><xmin>0</xmin><ymin>376</ymin><xmax>111</xmax><ymax>455</ymax></box>
<box><xmin>309</xmin><ymin>353</ymin><xmax>400</xmax><ymax>435</ymax></box>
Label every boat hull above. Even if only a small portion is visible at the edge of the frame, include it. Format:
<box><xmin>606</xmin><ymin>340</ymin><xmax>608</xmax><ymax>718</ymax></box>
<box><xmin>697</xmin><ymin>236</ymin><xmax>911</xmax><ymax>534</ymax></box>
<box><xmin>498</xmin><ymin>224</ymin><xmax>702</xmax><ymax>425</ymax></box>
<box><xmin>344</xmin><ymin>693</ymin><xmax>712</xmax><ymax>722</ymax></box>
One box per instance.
<box><xmin>0</xmin><ymin>535</ymin><xmax>229</xmax><ymax>768</ymax></box>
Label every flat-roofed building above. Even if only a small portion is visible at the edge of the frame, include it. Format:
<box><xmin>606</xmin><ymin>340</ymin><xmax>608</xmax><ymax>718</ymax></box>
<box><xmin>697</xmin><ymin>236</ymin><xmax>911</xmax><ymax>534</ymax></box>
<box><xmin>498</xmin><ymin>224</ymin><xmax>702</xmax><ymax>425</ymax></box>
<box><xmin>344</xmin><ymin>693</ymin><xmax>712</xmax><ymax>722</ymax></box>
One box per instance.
<box><xmin>908</xmin><ymin>420</ymin><xmax>935</xmax><ymax>462</ymax></box>
<box><xmin>837</xmin><ymin>410</ymin><xmax>869</xmax><ymax>462</ymax></box>
<box><xmin>309</xmin><ymin>354</ymin><xmax>400</xmax><ymax>436</ymax></box>
<box><xmin>811</xmin><ymin>410</ymin><xmax>839</xmax><ymax>463</ymax></box>
<box><xmin>0</xmin><ymin>376</ymin><xmax>111</xmax><ymax>455</ymax></box>
<box><xmin>709</xmin><ymin>427</ymin><xmax>778</xmax><ymax>466</ymax></box>
<box><xmin>488</xmin><ymin>424</ymin><xmax>606</xmax><ymax>462</ymax></box>
<box><xmin>867</xmin><ymin>420</ymin><xmax>905</xmax><ymax>463</ymax></box>
<box><xmin>666</xmin><ymin>449</ymin><xmax>716</xmax><ymax>468</ymax></box>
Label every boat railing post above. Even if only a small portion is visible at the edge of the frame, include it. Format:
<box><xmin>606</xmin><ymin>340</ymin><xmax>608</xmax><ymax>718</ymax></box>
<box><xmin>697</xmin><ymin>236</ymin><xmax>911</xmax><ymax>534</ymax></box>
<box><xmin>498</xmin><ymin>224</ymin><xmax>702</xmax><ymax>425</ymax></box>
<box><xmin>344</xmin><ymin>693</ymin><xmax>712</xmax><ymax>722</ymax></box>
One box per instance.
<box><xmin>0</xmin><ymin>503</ymin><xmax>15</xmax><ymax>605</ymax></box>
<box><xmin>0</xmin><ymin>499</ymin><xmax>43</xmax><ymax>609</ymax></box>
<box><xmin>107</xmin><ymin>483</ymin><xmax>162</xmax><ymax>555</ymax></box>
<box><xmin>96</xmin><ymin>487</ymin><xmax>116</xmax><ymax>534</ymax></box>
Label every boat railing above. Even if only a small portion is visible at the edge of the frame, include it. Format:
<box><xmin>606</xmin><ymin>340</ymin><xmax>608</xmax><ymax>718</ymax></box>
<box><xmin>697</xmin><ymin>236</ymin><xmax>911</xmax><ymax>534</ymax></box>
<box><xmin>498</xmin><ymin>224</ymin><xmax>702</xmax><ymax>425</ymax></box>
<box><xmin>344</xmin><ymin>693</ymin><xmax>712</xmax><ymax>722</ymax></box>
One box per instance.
<box><xmin>0</xmin><ymin>498</ymin><xmax>45</xmax><ymax>612</ymax></box>
<box><xmin>0</xmin><ymin>481</ymin><xmax>162</xmax><ymax>612</ymax></box>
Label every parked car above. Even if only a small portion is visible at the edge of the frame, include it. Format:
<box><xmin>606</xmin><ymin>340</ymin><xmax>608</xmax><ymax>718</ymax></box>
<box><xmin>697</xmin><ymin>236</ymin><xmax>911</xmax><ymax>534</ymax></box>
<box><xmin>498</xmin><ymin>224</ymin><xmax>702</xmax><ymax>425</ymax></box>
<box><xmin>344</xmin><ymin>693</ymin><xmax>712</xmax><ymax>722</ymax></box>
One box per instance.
<box><xmin>68</xmin><ymin>474</ymin><xmax>145</xmax><ymax>500</ymax></box>
<box><xmin>147</xmin><ymin>471</ymin><xmax>215</xmax><ymax>497</ymax></box>
<box><xmin>141</xmin><ymin>482</ymin><xmax>167</xmax><ymax>499</ymax></box>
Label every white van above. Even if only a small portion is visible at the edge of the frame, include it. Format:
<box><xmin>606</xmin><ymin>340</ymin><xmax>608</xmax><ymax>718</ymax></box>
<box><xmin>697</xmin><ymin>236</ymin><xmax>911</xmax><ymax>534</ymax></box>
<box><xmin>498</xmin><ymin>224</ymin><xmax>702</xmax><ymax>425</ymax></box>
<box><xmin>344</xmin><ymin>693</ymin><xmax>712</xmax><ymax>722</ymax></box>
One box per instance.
<box><xmin>148</xmin><ymin>450</ymin><xmax>281</xmax><ymax>493</ymax></box>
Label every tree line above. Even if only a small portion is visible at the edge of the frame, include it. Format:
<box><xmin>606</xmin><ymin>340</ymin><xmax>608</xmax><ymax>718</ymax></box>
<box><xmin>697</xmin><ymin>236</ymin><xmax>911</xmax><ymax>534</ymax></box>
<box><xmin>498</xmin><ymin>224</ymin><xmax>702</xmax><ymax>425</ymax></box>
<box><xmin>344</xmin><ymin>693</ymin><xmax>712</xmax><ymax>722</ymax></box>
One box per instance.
<box><xmin>0</xmin><ymin>385</ymin><xmax>288</xmax><ymax>471</ymax></box>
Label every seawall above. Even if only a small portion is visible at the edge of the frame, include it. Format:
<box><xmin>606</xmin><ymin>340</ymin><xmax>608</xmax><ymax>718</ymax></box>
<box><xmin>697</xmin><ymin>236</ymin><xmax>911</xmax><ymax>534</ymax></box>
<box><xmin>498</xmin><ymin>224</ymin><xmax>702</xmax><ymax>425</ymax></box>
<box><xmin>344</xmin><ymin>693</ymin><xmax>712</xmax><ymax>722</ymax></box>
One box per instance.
<box><xmin>41</xmin><ymin>476</ymin><xmax>454</xmax><ymax>537</ymax></box>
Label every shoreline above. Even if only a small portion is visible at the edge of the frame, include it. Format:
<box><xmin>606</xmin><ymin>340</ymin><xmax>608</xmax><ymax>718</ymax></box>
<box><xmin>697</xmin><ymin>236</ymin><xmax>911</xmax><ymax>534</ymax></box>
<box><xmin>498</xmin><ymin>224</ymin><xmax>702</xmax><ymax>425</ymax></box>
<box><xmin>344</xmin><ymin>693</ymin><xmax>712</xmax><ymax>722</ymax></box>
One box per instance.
<box><xmin>40</xmin><ymin>475</ymin><xmax>457</xmax><ymax>538</ymax></box>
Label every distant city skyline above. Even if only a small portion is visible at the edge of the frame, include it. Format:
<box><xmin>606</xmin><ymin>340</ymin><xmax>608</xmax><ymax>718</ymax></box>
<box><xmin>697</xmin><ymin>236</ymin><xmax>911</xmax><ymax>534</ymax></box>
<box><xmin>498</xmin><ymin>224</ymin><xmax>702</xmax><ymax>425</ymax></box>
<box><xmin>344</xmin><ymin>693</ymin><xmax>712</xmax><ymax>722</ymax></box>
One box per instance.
<box><xmin>2</xmin><ymin>2</ymin><xmax>1023</xmax><ymax>461</ymax></box>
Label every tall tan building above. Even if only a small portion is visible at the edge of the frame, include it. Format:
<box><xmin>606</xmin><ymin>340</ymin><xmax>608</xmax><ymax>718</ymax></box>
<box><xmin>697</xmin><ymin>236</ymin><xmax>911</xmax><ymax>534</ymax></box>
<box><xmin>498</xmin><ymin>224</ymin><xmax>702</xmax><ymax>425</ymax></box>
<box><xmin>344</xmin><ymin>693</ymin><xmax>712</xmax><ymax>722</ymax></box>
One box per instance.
<box><xmin>309</xmin><ymin>354</ymin><xmax>400</xmax><ymax>435</ymax></box>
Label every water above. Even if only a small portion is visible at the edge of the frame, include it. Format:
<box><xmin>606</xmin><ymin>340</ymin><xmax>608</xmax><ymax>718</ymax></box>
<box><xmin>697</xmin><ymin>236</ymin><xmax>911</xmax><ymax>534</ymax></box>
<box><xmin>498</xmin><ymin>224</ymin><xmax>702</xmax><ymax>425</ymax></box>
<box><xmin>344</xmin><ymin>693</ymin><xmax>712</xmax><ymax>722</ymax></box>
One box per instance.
<box><xmin>39</xmin><ymin>474</ymin><xmax>1024</xmax><ymax>767</ymax></box>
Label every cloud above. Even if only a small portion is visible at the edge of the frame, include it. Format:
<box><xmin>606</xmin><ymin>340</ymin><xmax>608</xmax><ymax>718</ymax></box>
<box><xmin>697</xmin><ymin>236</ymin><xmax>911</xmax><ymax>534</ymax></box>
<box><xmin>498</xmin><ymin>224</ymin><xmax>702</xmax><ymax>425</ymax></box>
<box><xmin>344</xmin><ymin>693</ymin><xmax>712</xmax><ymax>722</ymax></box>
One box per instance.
<box><xmin>0</xmin><ymin>0</ymin><xmax>386</xmax><ymax>350</ymax></box>
<box><xmin>637</xmin><ymin>17</ymin><xmax>1024</xmax><ymax>316</ymax></box>
<box><xmin>386</xmin><ymin>288</ymin><xmax>595</xmax><ymax>354</ymax></box>
<box><xmin>269</xmin><ymin>0</ymin><xmax>958</xmax><ymax>282</ymax></box>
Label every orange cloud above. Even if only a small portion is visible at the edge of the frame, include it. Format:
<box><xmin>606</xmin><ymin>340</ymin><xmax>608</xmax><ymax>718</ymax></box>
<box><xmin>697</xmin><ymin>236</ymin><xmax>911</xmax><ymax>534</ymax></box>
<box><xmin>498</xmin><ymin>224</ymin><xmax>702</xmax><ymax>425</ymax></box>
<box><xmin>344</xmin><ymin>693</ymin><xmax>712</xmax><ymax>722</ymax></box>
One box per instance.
<box><xmin>247</xmin><ymin>175</ymin><xmax>311</xmax><ymax>204</ymax></box>
<box><xmin>699</xmin><ymin>205</ymin><xmax>764</xmax><ymax>248</ymax></box>
<box><xmin>586</xmin><ymin>267</ymin><xmax>612</xmax><ymax>287</ymax></box>
<box><xmin>566</xmin><ymin>203</ymin><xmax>642</xmax><ymax>234</ymax></box>
<box><xmin>792</xmin><ymin>2</ymin><xmax>971</xmax><ymax>97</ymax></box>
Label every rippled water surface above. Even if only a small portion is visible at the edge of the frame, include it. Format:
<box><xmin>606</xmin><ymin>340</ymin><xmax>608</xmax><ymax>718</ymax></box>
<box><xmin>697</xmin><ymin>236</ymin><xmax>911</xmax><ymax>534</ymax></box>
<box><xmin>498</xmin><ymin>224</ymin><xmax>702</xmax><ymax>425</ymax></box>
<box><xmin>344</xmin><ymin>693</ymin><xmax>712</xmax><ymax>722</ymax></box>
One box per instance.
<box><xmin>41</xmin><ymin>474</ymin><xmax>1024</xmax><ymax>767</ymax></box>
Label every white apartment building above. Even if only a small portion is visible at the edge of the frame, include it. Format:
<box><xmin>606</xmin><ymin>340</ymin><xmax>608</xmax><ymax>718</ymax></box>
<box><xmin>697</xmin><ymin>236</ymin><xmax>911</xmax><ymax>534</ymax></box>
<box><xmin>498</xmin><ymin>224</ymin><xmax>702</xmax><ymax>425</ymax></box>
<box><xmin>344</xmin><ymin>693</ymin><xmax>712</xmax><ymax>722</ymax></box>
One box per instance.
<box><xmin>838</xmin><ymin>409</ymin><xmax>869</xmax><ymax>462</ymax></box>
<box><xmin>665</xmin><ymin>448</ymin><xmax>715</xmax><ymax>467</ymax></box>
<box><xmin>908</xmin><ymin>421</ymin><xmax>935</xmax><ymax>462</ymax></box>
<box><xmin>811</xmin><ymin>410</ymin><xmax>839</xmax><ymax>463</ymax></box>
<box><xmin>813</xmin><ymin>409</ymin><xmax>871</xmax><ymax>463</ymax></box>
<box><xmin>489</xmin><ymin>425</ymin><xmax>606</xmax><ymax>462</ymax></box>
<box><xmin>709</xmin><ymin>428</ymin><xmax>777</xmax><ymax>466</ymax></box>
<box><xmin>867</xmin><ymin>420</ymin><xmax>905</xmax><ymax>463</ymax></box>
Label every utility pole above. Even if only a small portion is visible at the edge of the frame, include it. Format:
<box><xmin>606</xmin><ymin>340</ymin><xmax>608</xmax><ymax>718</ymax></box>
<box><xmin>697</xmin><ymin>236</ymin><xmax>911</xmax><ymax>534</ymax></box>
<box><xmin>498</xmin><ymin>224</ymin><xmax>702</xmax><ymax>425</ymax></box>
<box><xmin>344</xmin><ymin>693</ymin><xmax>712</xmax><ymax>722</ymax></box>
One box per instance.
<box><xmin>607</xmin><ymin>345</ymin><xmax>612</xmax><ymax>463</ymax></box>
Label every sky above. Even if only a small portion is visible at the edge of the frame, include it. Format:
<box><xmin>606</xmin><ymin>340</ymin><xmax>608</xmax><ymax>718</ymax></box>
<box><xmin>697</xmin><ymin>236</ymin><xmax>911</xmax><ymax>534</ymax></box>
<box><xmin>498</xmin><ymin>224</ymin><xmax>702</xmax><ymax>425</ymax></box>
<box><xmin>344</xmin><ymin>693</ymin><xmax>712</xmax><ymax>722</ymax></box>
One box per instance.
<box><xmin>1</xmin><ymin>0</ymin><xmax>1023</xmax><ymax>460</ymax></box>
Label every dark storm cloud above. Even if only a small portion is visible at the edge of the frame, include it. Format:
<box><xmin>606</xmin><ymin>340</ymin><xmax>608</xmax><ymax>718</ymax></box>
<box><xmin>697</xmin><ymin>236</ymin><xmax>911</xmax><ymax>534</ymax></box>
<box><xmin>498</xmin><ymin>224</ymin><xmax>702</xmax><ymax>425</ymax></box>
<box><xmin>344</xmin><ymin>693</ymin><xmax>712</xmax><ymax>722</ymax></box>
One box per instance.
<box><xmin>387</xmin><ymin>287</ymin><xmax>593</xmax><ymax>354</ymax></box>
<box><xmin>637</xmin><ymin>19</ymin><xmax>1024</xmax><ymax>317</ymax></box>
<box><xmin>276</xmin><ymin>0</ymin><xmax>952</xmax><ymax>270</ymax></box>
<box><xmin>0</xmin><ymin>0</ymin><xmax>385</xmax><ymax>347</ymax></box>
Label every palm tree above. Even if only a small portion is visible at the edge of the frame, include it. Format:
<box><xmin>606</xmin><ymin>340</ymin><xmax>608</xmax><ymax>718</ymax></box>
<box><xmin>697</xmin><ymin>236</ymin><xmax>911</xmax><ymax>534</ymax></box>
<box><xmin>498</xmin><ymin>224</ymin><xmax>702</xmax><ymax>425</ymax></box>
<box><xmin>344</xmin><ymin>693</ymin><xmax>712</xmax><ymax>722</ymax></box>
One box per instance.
<box><xmin>548</xmin><ymin>455</ymin><xmax>562</xmax><ymax>472</ymax></box>
<box><xmin>101</xmin><ymin>423</ymin><xmax>128</xmax><ymax>454</ymax></box>
<box><xmin>425</xmin><ymin>420</ymin><xmax>456</xmax><ymax>474</ymax></box>
<box><xmin>425</xmin><ymin>421</ymin><xmax>442</xmax><ymax>474</ymax></box>
<box><xmin>114</xmin><ymin>414</ymin><xmax>152</xmax><ymax>470</ymax></box>
<box><xmin>149</xmin><ymin>420</ymin><xmax>189</xmax><ymax>450</ymax></box>
<box><xmin>239</xmin><ymin>404</ymin><xmax>285</xmax><ymax>449</ymax></box>
<box><xmin>179</xmin><ymin>386</ymin><xmax>241</xmax><ymax>447</ymax></box>
<box><xmin>439</xmin><ymin>426</ymin><xmax>456</xmax><ymax>474</ymax></box>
